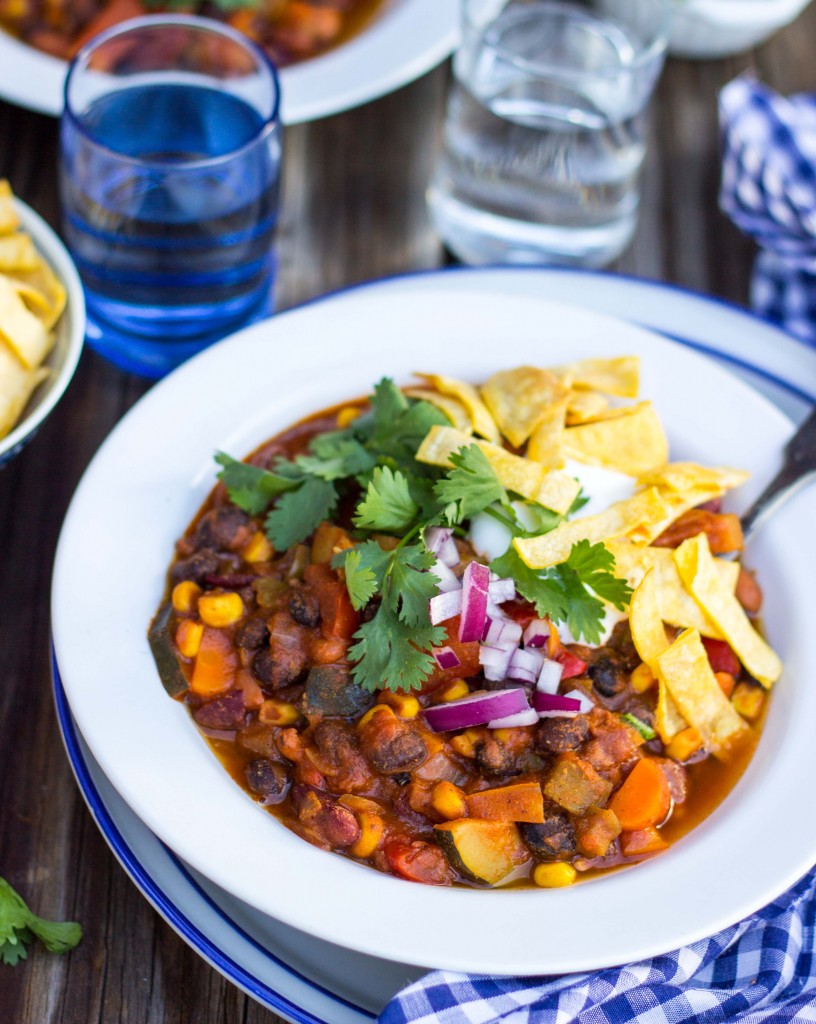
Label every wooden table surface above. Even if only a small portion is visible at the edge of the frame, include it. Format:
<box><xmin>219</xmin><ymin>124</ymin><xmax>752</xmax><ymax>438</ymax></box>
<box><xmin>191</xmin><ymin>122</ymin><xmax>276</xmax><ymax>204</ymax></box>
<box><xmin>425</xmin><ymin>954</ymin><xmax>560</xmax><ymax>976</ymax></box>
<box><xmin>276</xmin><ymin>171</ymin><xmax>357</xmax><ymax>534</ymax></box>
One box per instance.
<box><xmin>2</xmin><ymin>8</ymin><xmax>816</xmax><ymax>1021</ymax></box>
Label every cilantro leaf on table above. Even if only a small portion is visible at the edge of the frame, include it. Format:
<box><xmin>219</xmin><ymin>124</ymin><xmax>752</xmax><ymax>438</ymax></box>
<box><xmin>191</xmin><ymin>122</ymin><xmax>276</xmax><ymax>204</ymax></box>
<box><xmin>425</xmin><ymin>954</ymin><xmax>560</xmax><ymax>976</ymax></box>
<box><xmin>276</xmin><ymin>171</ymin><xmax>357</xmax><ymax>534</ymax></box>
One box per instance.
<box><xmin>349</xmin><ymin>605</ymin><xmax>447</xmax><ymax>692</ymax></box>
<box><xmin>433</xmin><ymin>445</ymin><xmax>508</xmax><ymax>525</ymax></box>
<box><xmin>353</xmin><ymin>467</ymin><xmax>419</xmax><ymax>532</ymax></box>
<box><xmin>264</xmin><ymin>477</ymin><xmax>338</xmax><ymax>550</ymax></box>
<box><xmin>215</xmin><ymin>452</ymin><xmax>299</xmax><ymax>516</ymax></box>
<box><xmin>0</xmin><ymin>877</ymin><xmax>81</xmax><ymax>966</ymax></box>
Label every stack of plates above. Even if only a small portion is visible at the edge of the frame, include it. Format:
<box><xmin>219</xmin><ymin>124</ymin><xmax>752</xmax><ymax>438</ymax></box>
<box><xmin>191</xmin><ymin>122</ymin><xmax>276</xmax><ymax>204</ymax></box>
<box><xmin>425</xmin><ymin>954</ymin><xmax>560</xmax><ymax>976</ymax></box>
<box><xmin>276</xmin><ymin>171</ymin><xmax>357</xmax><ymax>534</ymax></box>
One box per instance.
<box><xmin>51</xmin><ymin>269</ymin><xmax>816</xmax><ymax>1022</ymax></box>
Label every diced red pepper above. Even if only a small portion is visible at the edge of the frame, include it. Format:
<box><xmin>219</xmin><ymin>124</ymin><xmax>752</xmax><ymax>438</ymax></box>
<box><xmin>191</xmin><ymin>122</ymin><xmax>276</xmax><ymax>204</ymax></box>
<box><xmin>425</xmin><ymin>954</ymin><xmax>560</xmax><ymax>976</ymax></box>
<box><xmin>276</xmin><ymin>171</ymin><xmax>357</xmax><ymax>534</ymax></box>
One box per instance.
<box><xmin>417</xmin><ymin>615</ymin><xmax>481</xmax><ymax>694</ymax></box>
<box><xmin>702</xmin><ymin>637</ymin><xmax>741</xmax><ymax>677</ymax></box>
<box><xmin>501</xmin><ymin>599</ymin><xmax>538</xmax><ymax>628</ymax></box>
<box><xmin>552</xmin><ymin>647</ymin><xmax>588</xmax><ymax>679</ymax></box>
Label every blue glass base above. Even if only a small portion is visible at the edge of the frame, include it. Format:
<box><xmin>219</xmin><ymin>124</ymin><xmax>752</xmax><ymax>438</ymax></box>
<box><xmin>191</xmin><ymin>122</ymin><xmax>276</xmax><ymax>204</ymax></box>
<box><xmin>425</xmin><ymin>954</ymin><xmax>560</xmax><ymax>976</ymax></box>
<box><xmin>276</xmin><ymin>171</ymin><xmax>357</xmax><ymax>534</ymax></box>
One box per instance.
<box><xmin>84</xmin><ymin>292</ymin><xmax>274</xmax><ymax>379</ymax></box>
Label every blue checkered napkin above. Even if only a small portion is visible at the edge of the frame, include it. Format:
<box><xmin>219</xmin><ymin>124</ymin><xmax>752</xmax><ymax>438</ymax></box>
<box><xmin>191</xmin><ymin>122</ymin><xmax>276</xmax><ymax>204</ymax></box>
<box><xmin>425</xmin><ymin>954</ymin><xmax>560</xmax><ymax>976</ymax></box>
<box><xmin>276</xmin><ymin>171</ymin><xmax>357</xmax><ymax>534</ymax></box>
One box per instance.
<box><xmin>719</xmin><ymin>75</ymin><xmax>816</xmax><ymax>346</ymax></box>
<box><xmin>378</xmin><ymin>866</ymin><xmax>816</xmax><ymax>1024</ymax></box>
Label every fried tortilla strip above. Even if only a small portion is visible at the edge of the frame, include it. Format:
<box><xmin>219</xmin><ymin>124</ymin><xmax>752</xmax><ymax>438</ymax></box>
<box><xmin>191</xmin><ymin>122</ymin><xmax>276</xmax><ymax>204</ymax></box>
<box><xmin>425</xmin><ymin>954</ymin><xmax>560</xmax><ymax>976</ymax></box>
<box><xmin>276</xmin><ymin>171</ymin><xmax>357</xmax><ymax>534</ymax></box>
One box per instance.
<box><xmin>607</xmin><ymin>540</ymin><xmax>737</xmax><ymax>639</ymax></box>
<box><xmin>515</xmin><ymin>487</ymin><xmax>671</xmax><ymax>568</ymax></box>
<box><xmin>552</xmin><ymin>356</ymin><xmax>640</xmax><ymax>397</ymax></box>
<box><xmin>405</xmin><ymin>388</ymin><xmax>472</xmax><ymax>432</ymax></box>
<box><xmin>656</xmin><ymin>628</ymin><xmax>752</xmax><ymax>759</ymax></box>
<box><xmin>0</xmin><ymin>341</ymin><xmax>49</xmax><ymax>440</ymax></box>
<box><xmin>629</xmin><ymin>567</ymin><xmax>670</xmax><ymax>672</ymax></box>
<box><xmin>565</xmin><ymin>389</ymin><xmax>610</xmax><ymax>424</ymax></box>
<box><xmin>674</xmin><ymin>534</ymin><xmax>782</xmax><ymax>688</ymax></box>
<box><xmin>480</xmin><ymin>365</ymin><xmax>570</xmax><ymax>448</ymax></box>
<box><xmin>0</xmin><ymin>233</ymin><xmax>40</xmax><ymax>271</ymax></box>
<box><xmin>562</xmin><ymin>401</ymin><xmax>669</xmax><ymax>477</ymax></box>
<box><xmin>0</xmin><ymin>275</ymin><xmax>52</xmax><ymax>369</ymax></box>
<box><xmin>7</xmin><ymin>257</ymin><xmax>67</xmax><ymax>330</ymax></box>
<box><xmin>630</xmin><ymin>462</ymin><xmax>750</xmax><ymax>545</ymax></box>
<box><xmin>416</xmin><ymin>373</ymin><xmax>501</xmax><ymax>443</ymax></box>
<box><xmin>416</xmin><ymin>425</ymin><xmax>580</xmax><ymax>514</ymax></box>
<box><xmin>525</xmin><ymin>396</ymin><xmax>568</xmax><ymax>468</ymax></box>
<box><xmin>0</xmin><ymin>180</ymin><xmax>19</xmax><ymax>234</ymax></box>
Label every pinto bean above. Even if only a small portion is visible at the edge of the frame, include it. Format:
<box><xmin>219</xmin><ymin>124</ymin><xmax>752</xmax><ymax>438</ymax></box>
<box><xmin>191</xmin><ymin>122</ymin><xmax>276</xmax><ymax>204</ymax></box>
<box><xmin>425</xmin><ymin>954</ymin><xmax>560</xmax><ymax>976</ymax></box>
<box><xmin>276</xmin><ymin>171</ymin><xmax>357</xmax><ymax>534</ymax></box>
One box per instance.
<box><xmin>292</xmin><ymin>786</ymin><xmax>360</xmax><ymax>848</ymax></box>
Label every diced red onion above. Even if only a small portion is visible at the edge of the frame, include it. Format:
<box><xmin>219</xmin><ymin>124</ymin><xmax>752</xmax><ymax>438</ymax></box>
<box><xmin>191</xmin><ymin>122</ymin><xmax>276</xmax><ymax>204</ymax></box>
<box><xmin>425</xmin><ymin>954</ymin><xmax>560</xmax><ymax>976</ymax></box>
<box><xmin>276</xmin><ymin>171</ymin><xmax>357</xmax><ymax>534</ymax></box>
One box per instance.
<box><xmin>532</xmin><ymin>691</ymin><xmax>582</xmax><ymax>718</ymax></box>
<box><xmin>487</xmin><ymin>577</ymin><xmax>516</xmax><ymax>604</ymax></box>
<box><xmin>483</xmin><ymin>616</ymin><xmax>522</xmax><ymax>647</ymax></box>
<box><xmin>536</xmin><ymin>658</ymin><xmax>564</xmax><ymax>694</ymax></box>
<box><xmin>507</xmin><ymin>647</ymin><xmax>545</xmax><ymax>684</ymax></box>
<box><xmin>479</xmin><ymin>644</ymin><xmax>515</xmax><ymax>681</ymax></box>
<box><xmin>487</xmin><ymin>708</ymin><xmax>540</xmax><ymax>729</ymax></box>
<box><xmin>458</xmin><ymin>561</ymin><xmax>490</xmax><ymax>642</ymax></box>
<box><xmin>430</xmin><ymin>558</ymin><xmax>461</xmax><ymax>594</ymax></box>
<box><xmin>433</xmin><ymin>646</ymin><xmax>461</xmax><ymax>670</ymax></box>
<box><xmin>429</xmin><ymin>589</ymin><xmax>463</xmax><ymax>625</ymax></box>
<box><xmin>424</xmin><ymin>526</ymin><xmax>459</xmax><ymax>567</ymax></box>
<box><xmin>564</xmin><ymin>688</ymin><xmax>595</xmax><ymax>714</ymax></box>
<box><xmin>523</xmin><ymin>618</ymin><xmax>550</xmax><ymax>649</ymax></box>
<box><xmin>424</xmin><ymin>687</ymin><xmax>531</xmax><ymax>732</ymax></box>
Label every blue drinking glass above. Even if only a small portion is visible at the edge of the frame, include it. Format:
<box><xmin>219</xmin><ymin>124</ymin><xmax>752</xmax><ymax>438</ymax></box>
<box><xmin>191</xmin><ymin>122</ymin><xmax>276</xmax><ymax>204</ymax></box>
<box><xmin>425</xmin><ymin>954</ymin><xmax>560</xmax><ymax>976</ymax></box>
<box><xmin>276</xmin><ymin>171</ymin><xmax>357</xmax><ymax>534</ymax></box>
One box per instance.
<box><xmin>60</xmin><ymin>15</ymin><xmax>282</xmax><ymax>378</ymax></box>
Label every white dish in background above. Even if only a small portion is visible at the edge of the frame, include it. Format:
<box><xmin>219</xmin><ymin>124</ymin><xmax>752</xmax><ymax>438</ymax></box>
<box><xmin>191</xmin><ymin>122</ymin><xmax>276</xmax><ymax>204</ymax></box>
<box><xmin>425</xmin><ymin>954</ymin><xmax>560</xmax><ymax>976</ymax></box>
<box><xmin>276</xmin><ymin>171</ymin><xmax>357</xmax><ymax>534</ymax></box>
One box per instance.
<box><xmin>51</xmin><ymin>277</ymin><xmax>816</xmax><ymax>977</ymax></box>
<box><xmin>0</xmin><ymin>199</ymin><xmax>85</xmax><ymax>467</ymax></box>
<box><xmin>669</xmin><ymin>0</ymin><xmax>813</xmax><ymax>58</ymax></box>
<box><xmin>0</xmin><ymin>0</ymin><xmax>457</xmax><ymax>123</ymax></box>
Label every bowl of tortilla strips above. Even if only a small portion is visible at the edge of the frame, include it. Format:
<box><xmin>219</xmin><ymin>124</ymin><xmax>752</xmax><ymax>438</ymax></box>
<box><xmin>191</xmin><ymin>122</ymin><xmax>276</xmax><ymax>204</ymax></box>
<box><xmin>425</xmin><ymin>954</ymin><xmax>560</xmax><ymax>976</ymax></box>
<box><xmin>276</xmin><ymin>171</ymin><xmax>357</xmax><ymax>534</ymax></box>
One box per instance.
<box><xmin>0</xmin><ymin>180</ymin><xmax>84</xmax><ymax>468</ymax></box>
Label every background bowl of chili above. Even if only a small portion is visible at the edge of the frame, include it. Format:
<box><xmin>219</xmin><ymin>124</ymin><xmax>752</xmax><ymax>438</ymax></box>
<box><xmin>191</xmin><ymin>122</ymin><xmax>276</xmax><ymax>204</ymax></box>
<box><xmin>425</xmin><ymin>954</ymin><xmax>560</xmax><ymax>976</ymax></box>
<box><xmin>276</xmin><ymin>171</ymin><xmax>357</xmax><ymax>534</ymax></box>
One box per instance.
<box><xmin>0</xmin><ymin>0</ymin><xmax>459</xmax><ymax>123</ymax></box>
<box><xmin>51</xmin><ymin>284</ymin><xmax>816</xmax><ymax>976</ymax></box>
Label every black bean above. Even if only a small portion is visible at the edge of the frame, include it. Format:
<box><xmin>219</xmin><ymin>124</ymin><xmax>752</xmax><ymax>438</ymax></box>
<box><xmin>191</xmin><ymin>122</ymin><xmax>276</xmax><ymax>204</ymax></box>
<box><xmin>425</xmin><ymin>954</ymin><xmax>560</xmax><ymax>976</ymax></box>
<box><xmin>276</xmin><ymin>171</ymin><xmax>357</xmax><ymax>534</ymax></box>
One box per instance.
<box><xmin>245</xmin><ymin>759</ymin><xmax>291</xmax><ymax>805</ymax></box>
<box><xmin>289</xmin><ymin>590</ymin><xmax>321</xmax><ymax>628</ymax></box>
<box><xmin>235</xmin><ymin>617</ymin><xmax>270</xmax><ymax>652</ymax></box>
<box><xmin>535</xmin><ymin>715</ymin><xmax>590</xmax><ymax>755</ymax></box>
<box><xmin>520</xmin><ymin>811</ymin><xmax>576</xmax><ymax>861</ymax></box>
<box><xmin>589</xmin><ymin>655</ymin><xmax>627</xmax><ymax>697</ymax></box>
<box><xmin>170</xmin><ymin>549</ymin><xmax>220</xmax><ymax>586</ymax></box>
<box><xmin>194</xmin><ymin>506</ymin><xmax>252</xmax><ymax>552</ymax></box>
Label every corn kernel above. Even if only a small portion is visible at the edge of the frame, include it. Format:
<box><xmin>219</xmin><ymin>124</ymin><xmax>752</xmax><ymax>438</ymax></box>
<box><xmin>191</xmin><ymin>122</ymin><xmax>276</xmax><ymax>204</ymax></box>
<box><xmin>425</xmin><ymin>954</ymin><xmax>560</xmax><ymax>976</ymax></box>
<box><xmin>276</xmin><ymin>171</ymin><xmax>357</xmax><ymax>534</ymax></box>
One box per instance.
<box><xmin>449</xmin><ymin>734</ymin><xmax>476</xmax><ymax>758</ymax></box>
<box><xmin>533</xmin><ymin>862</ymin><xmax>577</xmax><ymax>888</ymax></box>
<box><xmin>430</xmin><ymin>781</ymin><xmax>468</xmax><ymax>820</ymax></box>
<box><xmin>198</xmin><ymin>591</ymin><xmax>244</xmax><ymax>627</ymax></box>
<box><xmin>377</xmin><ymin>691</ymin><xmax>420</xmax><ymax>719</ymax></box>
<box><xmin>439</xmin><ymin>680</ymin><xmax>469</xmax><ymax>702</ymax></box>
<box><xmin>732</xmin><ymin>682</ymin><xmax>765</xmax><ymax>721</ymax></box>
<box><xmin>349</xmin><ymin>811</ymin><xmax>385</xmax><ymax>858</ymax></box>
<box><xmin>666</xmin><ymin>726</ymin><xmax>703</xmax><ymax>763</ymax></box>
<box><xmin>243</xmin><ymin>530</ymin><xmax>273</xmax><ymax>564</ymax></box>
<box><xmin>336</xmin><ymin>406</ymin><xmax>361</xmax><ymax>428</ymax></box>
<box><xmin>357</xmin><ymin>704</ymin><xmax>395</xmax><ymax>729</ymax></box>
<box><xmin>172</xmin><ymin>580</ymin><xmax>201</xmax><ymax>614</ymax></box>
<box><xmin>175</xmin><ymin>619</ymin><xmax>203</xmax><ymax>658</ymax></box>
<box><xmin>630</xmin><ymin>663</ymin><xmax>656</xmax><ymax>693</ymax></box>
<box><xmin>493</xmin><ymin>729</ymin><xmax>513</xmax><ymax>744</ymax></box>
<box><xmin>258</xmin><ymin>699</ymin><xmax>300</xmax><ymax>726</ymax></box>
<box><xmin>715</xmin><ymin>671</ymin><xmax>736</xmax><ymax>698</ymax></box>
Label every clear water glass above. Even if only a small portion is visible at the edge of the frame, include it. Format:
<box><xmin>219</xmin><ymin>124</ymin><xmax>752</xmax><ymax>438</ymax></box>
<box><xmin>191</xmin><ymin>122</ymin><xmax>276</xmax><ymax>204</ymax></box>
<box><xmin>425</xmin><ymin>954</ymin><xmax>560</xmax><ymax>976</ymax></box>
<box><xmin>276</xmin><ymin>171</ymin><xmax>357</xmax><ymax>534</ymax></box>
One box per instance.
<box><xmin>60</xmin><ymin>15</ymin><xmax>282</xmax><ymax>378</ymax></box>
<box><xmin>428</xmin><ymin>0</ymin><xmax>671</xmax><ymax>268</ymax></box>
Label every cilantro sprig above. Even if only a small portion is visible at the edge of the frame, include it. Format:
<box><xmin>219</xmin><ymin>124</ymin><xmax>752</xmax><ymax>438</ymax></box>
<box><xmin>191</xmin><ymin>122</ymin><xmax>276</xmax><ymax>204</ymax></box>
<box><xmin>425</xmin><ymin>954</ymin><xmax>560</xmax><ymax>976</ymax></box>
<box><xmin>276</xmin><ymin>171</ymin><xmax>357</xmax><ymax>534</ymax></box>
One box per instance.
<box><xmin>216</xmin><ymin>377</ymin><xmax>632</xmax><ymax>689</ymax></box>
<box><xmin>0</xmin><ymin>877</ymin><xmax>82</xmax><ymax>966</ymax></box>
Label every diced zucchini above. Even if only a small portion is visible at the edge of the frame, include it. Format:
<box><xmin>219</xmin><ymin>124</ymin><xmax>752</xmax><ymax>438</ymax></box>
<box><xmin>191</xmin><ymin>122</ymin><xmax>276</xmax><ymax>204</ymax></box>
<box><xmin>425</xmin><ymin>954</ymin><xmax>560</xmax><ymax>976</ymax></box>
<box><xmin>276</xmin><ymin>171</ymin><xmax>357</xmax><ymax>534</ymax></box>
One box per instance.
<box><xmin>434</xmin><ymin>819</ymin><xmax>529</xmax><ymax>886</ymax></box>
<box><xmin>148</xmin><ymin>602</ymin><xmax>188</xmax><ymax>698</ymax></box>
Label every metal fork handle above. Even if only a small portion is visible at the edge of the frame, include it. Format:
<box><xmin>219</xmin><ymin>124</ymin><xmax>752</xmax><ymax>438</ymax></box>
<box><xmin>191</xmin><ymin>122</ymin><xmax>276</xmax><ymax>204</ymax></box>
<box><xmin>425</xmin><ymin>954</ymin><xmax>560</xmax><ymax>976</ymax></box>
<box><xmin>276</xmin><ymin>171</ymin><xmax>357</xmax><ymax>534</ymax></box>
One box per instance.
<box><xmin>741</xmin><ymin>406</ymin><xmax>816</xmax><ymax>543</ymax></box>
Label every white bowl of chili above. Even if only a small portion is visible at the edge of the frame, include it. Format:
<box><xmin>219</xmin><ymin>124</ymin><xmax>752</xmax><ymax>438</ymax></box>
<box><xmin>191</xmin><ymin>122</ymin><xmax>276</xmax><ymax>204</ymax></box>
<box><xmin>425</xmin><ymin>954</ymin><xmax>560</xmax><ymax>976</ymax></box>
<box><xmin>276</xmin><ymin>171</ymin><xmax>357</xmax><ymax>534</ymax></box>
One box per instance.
<box><xmin>52</xmin><ymin>283</ymin><xmax>816</xmax><ymax>976</ymax></box>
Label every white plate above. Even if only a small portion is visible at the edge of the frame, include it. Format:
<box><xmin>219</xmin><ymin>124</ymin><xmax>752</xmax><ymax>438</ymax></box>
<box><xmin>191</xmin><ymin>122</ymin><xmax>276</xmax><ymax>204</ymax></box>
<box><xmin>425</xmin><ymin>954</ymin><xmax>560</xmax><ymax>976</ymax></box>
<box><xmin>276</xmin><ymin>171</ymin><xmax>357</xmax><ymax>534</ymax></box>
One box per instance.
<box><xmin>52</xmin><ymin>276</ymin><xmax>816</xmax><ymax>976</ymax></box>
<box><xmin>0</xmin><ymin>0</ymin><xmax>457</xmax><ymax>124</ymax></box>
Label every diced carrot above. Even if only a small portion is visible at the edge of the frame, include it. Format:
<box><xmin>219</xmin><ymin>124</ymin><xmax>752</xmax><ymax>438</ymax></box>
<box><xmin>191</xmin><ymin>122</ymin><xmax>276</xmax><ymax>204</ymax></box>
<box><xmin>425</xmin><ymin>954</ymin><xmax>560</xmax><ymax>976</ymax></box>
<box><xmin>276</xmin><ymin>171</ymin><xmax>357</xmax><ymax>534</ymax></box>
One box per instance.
<box><xmin>190</xmin><ymin>627</ymin><xmax>237</xmax><ymax>698</ymax></box>
<box><xmin>303</xmin><ymin>562</ymin><xmax>359</xmax><ymax>639</ymax></box>
<box><xmin>608</xmin><ymin>758</ymin><xmax>672</xmax><ymax>831</ymax></box>
<box><xmin>465</xmin><ymin>782</ymin><xmax>545</xmax><ymax>823</ymax></box>
<box><xmin>620</xmin><ymin>826</ymin><xmax>669</xmax><ymax>857</ymax></box>
<box><xmin>311</xmin><ymin>522</ymin><xmax>353</xmax><ymax>564</ymax></box>
<box><xmin>715</xmin><ymin>671</ymin><xmax>736</xmax><ymax>698</ymax></box>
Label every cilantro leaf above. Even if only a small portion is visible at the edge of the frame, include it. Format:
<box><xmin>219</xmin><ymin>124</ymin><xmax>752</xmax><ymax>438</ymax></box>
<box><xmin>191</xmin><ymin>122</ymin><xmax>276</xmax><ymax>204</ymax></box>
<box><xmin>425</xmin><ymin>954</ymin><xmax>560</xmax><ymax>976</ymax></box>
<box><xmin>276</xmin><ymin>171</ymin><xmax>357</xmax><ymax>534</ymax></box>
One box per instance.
<box><xmin>565</xmin><ymin>539</ymin><xmax>632</xmax><ymax>610</ymax></box>
<box><xmin>341</xmin><ymin>541</ymin><xmax>392</xmax><ymax>610</ymax></box>
<box><xmin>349</xmin><ymin>605</ymin><xmax>447</xmax><ymax>692</ymax></box>
<box><xmin>0</xmin><ymin>877</ymin><xmax>82</xmax><ymax>966</ymax></box>
<box><xmin>215</xmin><ymin>452</ymin><xmax>300</xmax><ymax>515</ymax></box>
<box><xmin>434</xmin><ymin>445</ymin><xmax>508</xmax><ymax>525</ymax></box>
<box><xmin>264</xmin><ymin>477</ymin><xmax>338</xmax><ymax>550</ymax></box>
<box><xmin>386</xmin><ymin>544</ymin><xmax>439</xmax><ymax>626</ymax></box>
<box><xmin>551</xmin><ymin>561</ymin><xmax>607</xmax><ymax>645</ymax></box>
<box><xmin>354</xmin><ymin>467</ymin><xmax>419</xmax><ymax>532</ymax></box>
<box><xmin>300</xmin><ymin>433</ymin><xmax>377</xmax><ymax>480</ymax></box>
<box><xmin>490</xmin><ymin>546</ymin><xmax>569</xmax><ymax>623</ymax></box>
